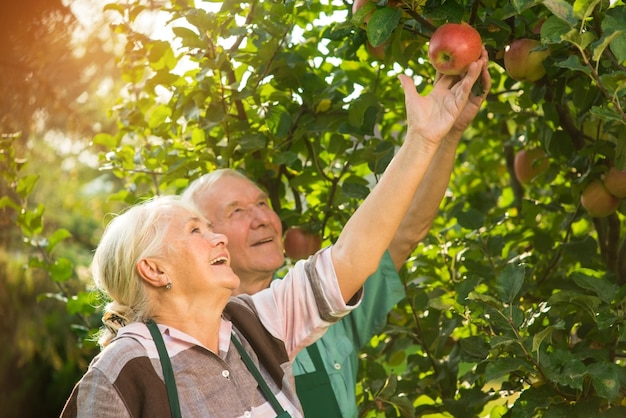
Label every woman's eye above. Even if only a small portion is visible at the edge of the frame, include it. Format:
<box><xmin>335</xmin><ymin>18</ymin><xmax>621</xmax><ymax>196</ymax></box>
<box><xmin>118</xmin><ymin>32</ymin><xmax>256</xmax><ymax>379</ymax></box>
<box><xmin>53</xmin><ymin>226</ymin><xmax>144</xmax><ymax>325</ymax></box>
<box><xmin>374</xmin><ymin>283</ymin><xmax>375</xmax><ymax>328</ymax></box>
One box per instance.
<box><xmin>191</xmin><ymin>227</ymin><xmax>201</xmax><ymax>233</ymax></box>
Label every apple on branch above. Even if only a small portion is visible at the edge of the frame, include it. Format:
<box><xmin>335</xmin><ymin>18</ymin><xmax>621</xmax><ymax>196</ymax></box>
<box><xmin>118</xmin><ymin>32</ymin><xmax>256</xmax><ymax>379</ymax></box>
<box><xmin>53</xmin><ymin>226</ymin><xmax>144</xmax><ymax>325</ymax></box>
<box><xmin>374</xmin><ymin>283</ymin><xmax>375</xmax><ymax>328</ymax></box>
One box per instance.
<box><xmin>504</xmin><ymin>38</ymin><xmax>550</xmax><ymax>82</ymax></box>
<box><xmin>514</xmin><ymin>148</ymin><xmax>549</xmax><ymax>184</ymax></box>
<box><xmin>604</xmin><ymin>167</ymin><xmax>626</xmax><ymax>199</ymax></box>
<box><xmin>427</xmin><ymin>22</ymin><xmax>483</xmax><ymax>76</ymax></box>
<box><xmin>283</xmin><ymin>226</ymin><xmax>322</xmax><ymax>261</ymax></box>
<box><xmin>580</xmin><ymin>180</ymin><xmax>620</xmax><ymax>218</ymax></box>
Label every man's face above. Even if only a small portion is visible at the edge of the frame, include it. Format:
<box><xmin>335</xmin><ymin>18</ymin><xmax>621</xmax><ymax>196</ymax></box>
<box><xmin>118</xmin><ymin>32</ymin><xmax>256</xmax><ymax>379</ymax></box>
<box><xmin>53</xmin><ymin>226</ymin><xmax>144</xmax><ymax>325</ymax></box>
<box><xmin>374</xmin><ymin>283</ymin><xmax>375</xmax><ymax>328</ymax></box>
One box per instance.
<box><xmin>192</xmin><ymin>175</ymin><xmax>285</xmax><ymax>285</ymax></box>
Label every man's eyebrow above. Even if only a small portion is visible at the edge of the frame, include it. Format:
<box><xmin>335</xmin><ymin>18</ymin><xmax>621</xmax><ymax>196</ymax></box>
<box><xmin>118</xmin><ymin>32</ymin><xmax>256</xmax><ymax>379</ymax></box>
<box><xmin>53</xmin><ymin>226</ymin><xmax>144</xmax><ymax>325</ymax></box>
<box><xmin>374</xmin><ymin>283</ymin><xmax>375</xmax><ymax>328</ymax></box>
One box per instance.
<box><xmin>222</xmin><ymin>192</ymin><xmax>269</xmax><ymax>211</ymax></box>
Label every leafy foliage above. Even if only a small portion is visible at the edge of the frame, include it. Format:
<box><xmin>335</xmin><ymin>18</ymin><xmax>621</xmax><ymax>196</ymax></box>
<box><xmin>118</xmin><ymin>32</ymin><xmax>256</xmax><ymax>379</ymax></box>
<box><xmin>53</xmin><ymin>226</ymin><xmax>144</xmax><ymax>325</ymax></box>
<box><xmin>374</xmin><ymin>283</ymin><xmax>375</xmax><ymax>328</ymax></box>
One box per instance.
<box><xmin>5</xmin><ymin>0</ymin><xmax>626</xmax><ymax>416</ymax></box>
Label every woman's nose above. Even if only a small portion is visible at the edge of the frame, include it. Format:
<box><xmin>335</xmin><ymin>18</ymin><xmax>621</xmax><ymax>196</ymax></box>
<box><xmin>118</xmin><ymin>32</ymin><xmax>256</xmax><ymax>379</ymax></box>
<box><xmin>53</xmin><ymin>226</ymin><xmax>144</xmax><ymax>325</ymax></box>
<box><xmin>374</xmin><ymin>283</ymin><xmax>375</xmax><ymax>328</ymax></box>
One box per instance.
<box><xmin>211</xmin><ymin>232</ymin><xmax>228</xmax><ymax>247</ymax></box>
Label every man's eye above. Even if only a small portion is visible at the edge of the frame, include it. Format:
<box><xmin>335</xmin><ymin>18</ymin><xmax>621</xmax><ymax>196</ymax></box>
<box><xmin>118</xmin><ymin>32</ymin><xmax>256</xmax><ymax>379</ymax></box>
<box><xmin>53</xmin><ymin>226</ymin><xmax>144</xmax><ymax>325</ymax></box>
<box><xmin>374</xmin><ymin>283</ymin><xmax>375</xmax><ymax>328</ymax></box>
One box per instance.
<box><xmin>191</xmin><ymin>227</ymin><xmax>201</xmax><ymax>233</ymax></box>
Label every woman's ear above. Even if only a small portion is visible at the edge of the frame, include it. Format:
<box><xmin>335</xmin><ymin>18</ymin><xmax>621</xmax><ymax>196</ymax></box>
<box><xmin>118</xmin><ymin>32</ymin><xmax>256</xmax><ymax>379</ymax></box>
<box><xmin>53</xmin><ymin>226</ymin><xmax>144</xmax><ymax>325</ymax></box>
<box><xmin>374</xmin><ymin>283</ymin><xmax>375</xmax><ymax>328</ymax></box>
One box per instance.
<box><xmin>137</xmin><ymin>258</ymin><xmax>168</xmax><ymax>288</ymax></box>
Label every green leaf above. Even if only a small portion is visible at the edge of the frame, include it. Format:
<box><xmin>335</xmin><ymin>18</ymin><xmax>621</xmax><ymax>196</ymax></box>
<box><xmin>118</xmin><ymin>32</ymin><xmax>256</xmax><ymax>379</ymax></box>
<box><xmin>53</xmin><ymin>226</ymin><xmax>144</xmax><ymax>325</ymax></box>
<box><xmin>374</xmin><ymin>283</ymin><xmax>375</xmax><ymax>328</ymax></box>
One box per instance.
<box><xmin>495</xmin><ymin>263</ymin><xmax>525</xmax><ymax>304</ymax></box>
<box><xmin>592</xmin><ymin>30</ymin><xmax>624</xmax><ymax>62</ymax></box>
<box><xmin>92</xmin><ymin>132</ymin><xmax>117</xmax><ymax>148</ymax></box>
<box><xmin>237</xmin><ymin>133</ymin><xmax>268</xmax><ymax>151</ymax></box>
<box><xmin>348</xmin><ymin>93</ymin><xmax>378</xmax><ymax>130</ymax></box>
<box><xmin>562</xmin><ymin>28</ymin><xmax>596</xmax><ymax>50</ymax></box>
<box><xmin>171</xmin><ymin>26</ymin><xmax>206</xmax><ymax>49</ymax></box>
<box><xmin>598</xmin><ymin>71</ymin><xmax>626</xmax><ymax>98</ymax></box>
<box><xmin>485</xmin><ymin>357</ymin><xmax>533</xmax><ymax>382</ymax></box>
<box><xmin>50</xmin><ymin>257</ymin><xmax>73</xmax><ymax>283</ymax></box>
<box><xmin>459</xmin><ymin>336</ymin><xmax>490</xmax><ymax>360</ymax></box>
<box><xmin>547</xmin><ymin>291</ymin><xmax>601</xmax><ymax>319</ymax></box>
<box><xmin>48</xmin><ymin>228</ymin><xmax>72</xmax><ymax>252</ymax></box>
<box><xmin>351</xmin><ymin>2</ymin><xmax>376</xmax><ymax>27</ymax></box>
<box><xmin>541</xmin><ymin>0</ymin><xmax>578</xmax><ymax>25</ymax></box>
<box><xmin>589</xmin><ymin>106</ymin><xmax>624</xmax><ymax>123</ymax></box>
<box><xmin>147</xmin><ymin>104</ymin><xmax>172</xmax><ymax>129</ymax></box>
<box><xmin>367</xmin><ymin>141</ymin><xmax>394</xmax><ymax>175</ymax></box>
<box><xmin>274</xmin><ymin>151</ymin><xmax>299</xmax><ymax>166</ymax></box>
<box><xmin>604</xmin><ymin>9</ymin><xmax>626</xmax><ymax>63</ymax></box>
<box><xmin>455</xmin><ymin>208</ymin><xmax>485</xmax><ymax>230</ymax></box>
<box><xmin>540</xmin><ymin>16</ymin><xmax>573</xmax><ymax>44</ymax></box>
<box><xmin>532</xmin><ymin>326</ymin><xmax>554</xmax><ymax>353</ymax></box>
<box><xmin>572</xmin><ymin>0</ymin><xmax>601</xmax><ymax>21</ymax></box>
<box><xmin>511</xmin><ymin>0</ymin><xmax>539</xmax><ymax>14</ymax></box>
<box><xmin>0</xmin><ymin>195</ymin><xmax>19</xmax><ymax>211</ymax></box>
<box><xmin>66</xmin><ymin>291</ymin><xmax>98</xmax><ymax>315</ymax></box>
<box><xmin>19</xmin><ymin>204</ymin><xmax>44</xmax><ymax>235</ymax></box>
<box><xmin>341</xmin><ymin>179</ymin><xmax>370</xmax><ymax>199</ymax></box>
<box><xmin>366</xmin><ymin>7</ymin><xmax>401</xmax><ymax>47</ymax></box>
<box><xmin>554</xmin><ymin>54</ymin><xmax>590</xmax><ymax>74</ymax></box>
<box><xmin>16</xmin><ymin>174</ymin><xmax>39</xmax><ymax>199</ymax></box>
<box><xmin>467</xmin><ymin>291</ymin><xmax>501</xmax><ymax>307</ymax></box>
<box><xmin>570</xmin><ymin>269</ymin><xmax>619</xmax><ymax>303</ymax></box>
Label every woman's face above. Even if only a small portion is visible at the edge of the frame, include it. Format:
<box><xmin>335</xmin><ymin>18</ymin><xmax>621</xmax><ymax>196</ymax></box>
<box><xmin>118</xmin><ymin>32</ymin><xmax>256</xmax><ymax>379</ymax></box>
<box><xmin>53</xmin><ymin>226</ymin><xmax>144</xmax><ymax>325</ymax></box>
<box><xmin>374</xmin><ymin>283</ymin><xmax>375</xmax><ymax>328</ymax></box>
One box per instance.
<box><xmin>159</xmin><ymin>205</ymin><xmax>240</xmax><ymax>296</ymax></box>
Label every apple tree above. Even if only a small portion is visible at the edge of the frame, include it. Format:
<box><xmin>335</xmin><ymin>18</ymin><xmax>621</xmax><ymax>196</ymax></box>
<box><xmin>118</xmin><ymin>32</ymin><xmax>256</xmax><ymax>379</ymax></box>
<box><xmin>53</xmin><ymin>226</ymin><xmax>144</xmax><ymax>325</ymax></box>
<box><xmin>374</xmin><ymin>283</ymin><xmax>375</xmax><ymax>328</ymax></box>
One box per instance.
<box><xmin>79</xmin><ymin>0</ymin><xmax>626</xmax><ymax>416</ymax></box>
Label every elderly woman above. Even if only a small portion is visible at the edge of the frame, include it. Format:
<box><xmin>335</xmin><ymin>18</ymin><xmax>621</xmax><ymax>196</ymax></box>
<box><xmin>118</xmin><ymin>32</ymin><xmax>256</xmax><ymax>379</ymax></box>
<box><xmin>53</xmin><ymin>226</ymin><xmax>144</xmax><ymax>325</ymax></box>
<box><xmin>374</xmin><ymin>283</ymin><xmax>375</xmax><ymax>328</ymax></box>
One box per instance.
<box><xmin>60</xmin><ymin>57</ymin><xmax>488</xmax><ymax>418</ymax></box>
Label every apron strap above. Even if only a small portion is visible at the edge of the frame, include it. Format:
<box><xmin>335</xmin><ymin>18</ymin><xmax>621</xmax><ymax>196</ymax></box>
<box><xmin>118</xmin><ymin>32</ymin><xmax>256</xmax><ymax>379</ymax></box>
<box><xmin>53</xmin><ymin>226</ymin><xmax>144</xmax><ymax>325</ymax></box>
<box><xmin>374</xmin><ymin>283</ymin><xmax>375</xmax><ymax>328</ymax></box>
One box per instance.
<box><xmin>231</xmin><ymin>333</ymin><xmax>292</xmax><ymax>417</ymax></box>
<box><xmin>146</xmin><ymin>319</ymin><xmax>182</xmax><ymax>418</ymax></box>
<box><xmin>305</xmin><ymin>343</ymin><xmax>326</xmax><ymax>371</ymax></box>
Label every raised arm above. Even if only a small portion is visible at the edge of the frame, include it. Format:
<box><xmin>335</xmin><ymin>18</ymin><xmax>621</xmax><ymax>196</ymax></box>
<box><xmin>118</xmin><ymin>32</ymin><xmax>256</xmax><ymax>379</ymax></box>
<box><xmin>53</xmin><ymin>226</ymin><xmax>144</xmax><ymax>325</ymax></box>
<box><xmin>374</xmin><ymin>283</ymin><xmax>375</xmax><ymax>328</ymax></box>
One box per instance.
<box><xmin>331</xmin><ymin>54</ymin><xmax>488</xmax><ymax>302</ymax></box>
<box><xmin>387</xmin><ymin>48</ymin><xmax>492</xmax><ymax>269</ymax></box>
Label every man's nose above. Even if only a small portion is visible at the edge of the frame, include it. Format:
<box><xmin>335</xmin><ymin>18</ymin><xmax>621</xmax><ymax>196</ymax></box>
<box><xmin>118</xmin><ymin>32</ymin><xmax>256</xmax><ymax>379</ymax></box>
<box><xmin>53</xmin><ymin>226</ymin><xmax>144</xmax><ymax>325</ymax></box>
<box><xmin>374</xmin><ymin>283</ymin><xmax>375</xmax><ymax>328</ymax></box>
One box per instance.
<box><xmin>249</xmin><ymin>206</ymin><xmax>270</xmax><ymax>225</ymax></box>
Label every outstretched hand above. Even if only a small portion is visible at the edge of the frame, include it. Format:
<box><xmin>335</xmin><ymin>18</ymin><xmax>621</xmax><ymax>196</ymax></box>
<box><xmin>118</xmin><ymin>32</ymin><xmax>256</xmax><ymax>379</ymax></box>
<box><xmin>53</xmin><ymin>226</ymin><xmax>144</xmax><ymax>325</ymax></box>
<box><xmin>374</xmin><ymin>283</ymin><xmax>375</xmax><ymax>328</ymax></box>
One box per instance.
<box><xmin>398</xmin><ymin>47</ymin><xmax>490</xmax><ymax>149</ymax></box>
<box><xmin>438</xmin><ymin>48</ymin><xmax>491</xmax><ymax>137</ymax></box>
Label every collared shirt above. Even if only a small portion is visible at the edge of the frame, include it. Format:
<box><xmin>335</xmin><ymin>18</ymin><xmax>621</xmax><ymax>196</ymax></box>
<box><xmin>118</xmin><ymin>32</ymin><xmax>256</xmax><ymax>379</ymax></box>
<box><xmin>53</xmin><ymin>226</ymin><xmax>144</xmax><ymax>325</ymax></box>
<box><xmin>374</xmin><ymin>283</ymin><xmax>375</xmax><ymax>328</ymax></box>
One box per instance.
<box><xmin>61</xmin><ymin>248</ymin><xmax>362</xmax><ymax>418</ymax></box>
<box><xmin>292</xmin><ymin>251</ymin><xmax>404</xmax><ymax>418</ymax></box>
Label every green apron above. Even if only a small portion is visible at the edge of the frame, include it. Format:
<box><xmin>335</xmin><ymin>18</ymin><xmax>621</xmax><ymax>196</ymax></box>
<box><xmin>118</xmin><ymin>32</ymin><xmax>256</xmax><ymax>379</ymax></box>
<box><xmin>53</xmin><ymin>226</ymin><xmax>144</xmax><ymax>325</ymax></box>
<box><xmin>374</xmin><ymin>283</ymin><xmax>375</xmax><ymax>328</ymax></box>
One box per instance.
<box><xmin>295</xmin><ymin>343</ymin><xmax>343</xmax><ymax>417</ymax></box>
<box><xmin>146</xmin><ymin>320</ymin><xmax>291</xmax><ymax>418</ymax></box>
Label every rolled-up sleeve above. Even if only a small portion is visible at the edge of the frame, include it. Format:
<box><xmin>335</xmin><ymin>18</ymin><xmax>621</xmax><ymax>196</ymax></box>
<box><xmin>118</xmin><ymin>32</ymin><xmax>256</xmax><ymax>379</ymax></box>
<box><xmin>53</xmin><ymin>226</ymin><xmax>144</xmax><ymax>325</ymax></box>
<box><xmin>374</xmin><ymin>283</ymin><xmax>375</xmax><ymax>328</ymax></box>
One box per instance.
<box><xmin>246</xmin><ymin>247</ymin><xmax>363</xmax><ymax>359</ymax></box>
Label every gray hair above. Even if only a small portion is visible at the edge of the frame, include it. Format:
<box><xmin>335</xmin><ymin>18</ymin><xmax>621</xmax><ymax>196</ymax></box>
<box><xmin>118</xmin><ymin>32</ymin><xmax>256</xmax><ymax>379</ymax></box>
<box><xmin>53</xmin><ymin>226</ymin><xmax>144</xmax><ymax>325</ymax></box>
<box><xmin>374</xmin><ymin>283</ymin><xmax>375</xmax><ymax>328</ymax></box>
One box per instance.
<box><xmin>181</xmin><ymin>168</ymin><xmax>261</xmax><ymax>207</ymax></box>
<box><xmin>94</xmin><ymin>195</ymin><xmax>197</xmax><ymax>347</ymax></box>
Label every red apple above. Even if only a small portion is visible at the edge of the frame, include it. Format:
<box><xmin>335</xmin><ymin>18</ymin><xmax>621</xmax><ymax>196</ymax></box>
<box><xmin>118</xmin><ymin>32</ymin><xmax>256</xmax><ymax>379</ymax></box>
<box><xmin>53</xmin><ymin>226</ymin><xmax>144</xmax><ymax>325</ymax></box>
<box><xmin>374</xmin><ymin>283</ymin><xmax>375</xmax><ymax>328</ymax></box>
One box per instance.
<box><xmin>580</xmin><ymin>180</ymin><xmax>619</xmax><ymax>217</ymax></box>
<box><xmin>514</xmin><ymin>148</ymin><xmax>549</xmax><ymax>184</ymax></box>
<box><xmin>604</xmin><ymin>167</ymin><xmax>626</xmax><ymax>198</ymax></box>
<box><xmin>428</xmin><ymin>22</ymin><xmax>483</xmax><ymax>75</ymax></box>
<box><xmin>504</xmin><ymin>39</ymin><xmax>550</xmax><ymax>82</ymax></box>
<box><xmin>283</xmin><ymin>227</ymin><xmax>322</xmax><ymax>261</ymax></box>
<box><xmin>367</xmin><ymin>41</ymin><xmax>387</xmax><ymax>60</ymax></box>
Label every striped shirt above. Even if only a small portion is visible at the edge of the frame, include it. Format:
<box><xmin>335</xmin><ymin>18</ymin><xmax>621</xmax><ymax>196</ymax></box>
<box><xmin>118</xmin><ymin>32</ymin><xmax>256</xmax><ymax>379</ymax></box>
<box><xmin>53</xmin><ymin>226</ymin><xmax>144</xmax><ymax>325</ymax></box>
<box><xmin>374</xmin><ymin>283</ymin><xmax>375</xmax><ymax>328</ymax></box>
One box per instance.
<box><xmin>61</xmin><ymin>248</ymin><xmax>361</xmax><ymax>418</ymax></box>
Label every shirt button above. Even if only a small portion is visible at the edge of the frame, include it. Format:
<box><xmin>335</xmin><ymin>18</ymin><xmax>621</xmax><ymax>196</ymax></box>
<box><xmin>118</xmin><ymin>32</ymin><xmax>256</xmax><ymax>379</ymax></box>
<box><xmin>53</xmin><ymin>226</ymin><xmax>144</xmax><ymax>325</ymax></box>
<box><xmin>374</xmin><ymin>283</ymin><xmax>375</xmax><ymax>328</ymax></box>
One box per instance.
<box><xmin>334</xmin><ymin>363</ymin><xmax>341</xmax><ymax>370</ymax></box>
<box><xmin>222</xmin><ymin>370</ymin><xmax>230</xmax><ymax>378</ymax></box>
<box><xmin>244</xmin><ymin>412</ymin><xmax>251</xmax><ymax>417</ymax></box>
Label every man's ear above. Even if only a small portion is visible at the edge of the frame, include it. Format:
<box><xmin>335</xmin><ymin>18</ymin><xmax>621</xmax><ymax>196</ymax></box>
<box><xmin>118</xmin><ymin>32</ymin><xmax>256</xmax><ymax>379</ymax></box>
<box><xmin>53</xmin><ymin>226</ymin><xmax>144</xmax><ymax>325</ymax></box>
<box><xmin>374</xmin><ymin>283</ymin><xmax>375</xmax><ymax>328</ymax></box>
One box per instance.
<box><xmin>137</xmin><ymin>258</ymin><xmax>168</xmax><ymax>288</ymax></box>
